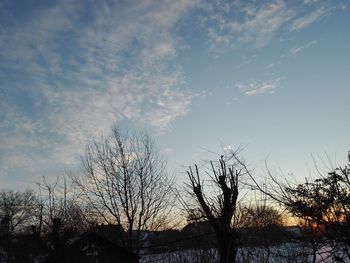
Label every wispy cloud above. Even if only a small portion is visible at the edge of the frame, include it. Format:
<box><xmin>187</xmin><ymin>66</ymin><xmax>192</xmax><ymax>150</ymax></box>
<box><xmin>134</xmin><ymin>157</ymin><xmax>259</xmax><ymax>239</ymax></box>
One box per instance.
<box><xmin>199</xmin><ymin>0</ymin><xmax>344</xmax><ymax>53</ymax></box>
<box><xmin>303</xmin><ymin>0</ymin><xmax>319</xmax><ymax>4</ymax></box>
<box><xmin>237</xmin><ymin>76</ymin><xmax>286</xmax><ymax>96</ymax></box>
<box><xmin>287</xmin><ymin>40</ymin><xmax>317</xmax><ymax>58</ymax></box>
<box><xmin>0</xmin><ymin>0</ymin><xmax>347</xmax><ymax>185</ymax></box>
<box><xmin>290</xmin><ymin>7</ymin><xmax>325</xmax><ymax>31</ymax></box>
<box><xmin>204</xmin><ymin>0</ymin><xmax>294</xmax><ymax>51</ymax></box>
<box><xmin>0</xmin><ymin>0</ymin><xmax>198</xmax><ymax>179</ymax></box>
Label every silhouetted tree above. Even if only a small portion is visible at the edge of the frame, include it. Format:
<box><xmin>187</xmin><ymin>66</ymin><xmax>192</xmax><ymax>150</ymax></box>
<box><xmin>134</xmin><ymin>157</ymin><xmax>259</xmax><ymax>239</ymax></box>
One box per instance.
<box><xmin>0</xmin><ymin>190</ymin><xmax>37</xmax><ymax>235</ymax></box>
<box><xmin>241</xmin><ymin>204</ymin><xmax>283</xmax><ymax>229</ymax></box>
<box><xmin>0</xmin><ymin>190</ymin><xmax>37</xmax><ymax>261</ymax></box>
<box><xmin>186</xmin><ymin>154</ymin><xmax>245</xmax><ymax>263</ymax></box>
<box><xmin>237</xmin><ymin>202</ymin><xmax>284</xmax><ymax>263</ymax></box>
<box><xmin>73</xmin><ymin>126</ymin><xmax>174</xmax><ymax>253</ymax></box>
<box><xmin>35</xmin><ymin>176</ymin><xmax>91</xmax><ymax>237</ymax></box>
<box><xmin>282</xmin><ymin>167</ymin><xmax>350</xmax><ymax>260</ymax></box>
<box><xmin>295</xmin><ymin>219</ymin><xmax>329</xmax><ymax>263</ymax></box>
<box><xmin>249</xmin><ymin>152</ymin><xmax>350</xmax><ymax>261</ymax></box>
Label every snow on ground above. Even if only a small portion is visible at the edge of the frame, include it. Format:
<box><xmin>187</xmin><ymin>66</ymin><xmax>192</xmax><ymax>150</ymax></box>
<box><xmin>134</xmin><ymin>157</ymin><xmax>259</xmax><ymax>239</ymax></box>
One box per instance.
<box><xmin>141</xmin><ymin>242</ymin><xmax>350</xmax><ymax>263</ymax></box>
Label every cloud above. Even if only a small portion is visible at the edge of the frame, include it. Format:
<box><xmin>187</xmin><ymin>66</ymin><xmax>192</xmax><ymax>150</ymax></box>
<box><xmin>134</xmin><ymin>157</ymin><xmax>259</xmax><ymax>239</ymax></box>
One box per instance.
<box><xmin>304</xmin><ymin>0</ymin><xmax>319</xmax><ymax>4</ymax></box>
<box><xmin>287</xmin><ymin>40</ymin><xmax>317</xmax><ymax>58</ymax></box>
<box><xmin>265</xmin><ymin>63</ymin><xmax>276</xmax><ymax>69</ymax></box>
<box><xmin>1</xmin><ymin>0</ymin><xmax>346</xmax><ymax>185</ymax></box>
<box><xmin>237</xmin><ymin>76</ymin><xmax>286</xmax><ymax>96</ymax></box>
<box><xmin>199</xmin><ymin>0</ymin><xmax>345</xmax><ymax>54</ymax></box>
<box><xmin>0</xmin><ymin>0</ymin><xmax>198</xmax><ymax>180</ymax></box>
<box><xmin>204</xmin><ymin>0</ymin><xmax>294</xmax><ymax>50</ymax></box>
<box><xmin>290</xmin><ymin>7</ymin><xmax>325</xmax><ymax>31</ymax></box>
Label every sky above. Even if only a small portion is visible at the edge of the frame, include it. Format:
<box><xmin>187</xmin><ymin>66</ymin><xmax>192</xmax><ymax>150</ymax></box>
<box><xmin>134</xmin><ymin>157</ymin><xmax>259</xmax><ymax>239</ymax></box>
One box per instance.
<box><xmin>1</xmin><ymin>0</ymin><xmax>349</xmax><ymax>190</ymax></box>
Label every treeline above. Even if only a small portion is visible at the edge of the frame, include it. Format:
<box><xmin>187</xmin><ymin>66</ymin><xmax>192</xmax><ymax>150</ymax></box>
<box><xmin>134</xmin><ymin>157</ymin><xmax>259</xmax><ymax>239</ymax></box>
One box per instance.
<box><xmin>0</xmin><ymin>126</ymin><xmax>349</xmax><ymax>263</ymax></box>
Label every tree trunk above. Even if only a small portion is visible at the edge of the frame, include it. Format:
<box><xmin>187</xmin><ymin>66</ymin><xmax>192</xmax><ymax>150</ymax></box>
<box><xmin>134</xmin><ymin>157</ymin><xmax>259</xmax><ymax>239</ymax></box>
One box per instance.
<box><xmin>217</xmin><ymin>230</ymin><xmax>236</xmax><ymax>263</ymax></box>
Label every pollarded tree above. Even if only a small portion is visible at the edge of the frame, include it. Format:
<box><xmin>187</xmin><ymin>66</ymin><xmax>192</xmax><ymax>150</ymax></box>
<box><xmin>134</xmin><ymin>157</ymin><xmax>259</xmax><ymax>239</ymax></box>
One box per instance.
<box><xmin>73</xmin><ymin>126</ymin><xmax>174</xmax><ymax>253</ymax></box>
<box><xmin>186</xmin><ymin>154</ymin><xmax>244</xmax><ymax>263</ymax></box>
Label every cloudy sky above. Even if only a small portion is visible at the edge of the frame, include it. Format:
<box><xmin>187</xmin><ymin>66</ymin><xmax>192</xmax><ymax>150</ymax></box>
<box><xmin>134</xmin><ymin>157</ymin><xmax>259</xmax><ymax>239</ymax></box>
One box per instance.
<box><xmin>1</xmin><ymin>0</ymin><xmax>349</xmax><ymax>189</ymax></box>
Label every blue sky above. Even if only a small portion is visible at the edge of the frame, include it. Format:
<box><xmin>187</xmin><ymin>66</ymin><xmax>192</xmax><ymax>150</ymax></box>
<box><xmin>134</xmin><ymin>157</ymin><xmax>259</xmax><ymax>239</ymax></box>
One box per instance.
<box><xmin>1</xmin><ymin>0</ymin><xmax>349</xmax><ymax>189</ymax></box>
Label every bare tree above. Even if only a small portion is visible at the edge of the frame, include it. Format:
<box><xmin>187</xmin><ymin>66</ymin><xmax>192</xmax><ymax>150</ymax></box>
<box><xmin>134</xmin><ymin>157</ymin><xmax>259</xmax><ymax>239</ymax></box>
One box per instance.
<box><xmin>35</xmin><ymin>176</ymin><xmax>91</xmax><ymax>237</ymax></box>
<box><xmin>235</xmin><ymin>151</ymin><xmax>350</xmax><ymax>262</ymax></box>
<box><xmin>0</xmin><ymin>190</ymin><xmax>37</xmax><ymax>262</ymax></box>
<box><xmin>279</xmin><ymin>168</ymin><xmax>350</xmax><ymax>261</ymax></box>
<box><xmin>0</xmin><ymin>190</ymin><xmax>37</xmax><ymax>235</ymax></box>
<box><xmin>237</xmin><ymin>202</ymin><xmax>284</xmax><ymax>263</ymax></box>
<box><xmin>73</xmin><ymin>126</ymin><xmax>174</xmax><ymax>253</ymax></box>
<box><xmin>241</xmin><ymin>204</ymin><xmax>283</xmax><ymax>229</ymax></box>
<box><xmin>186</xmin><ymin>154</ymin><xmax>245</xmax><ymax>263</ymax></box>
